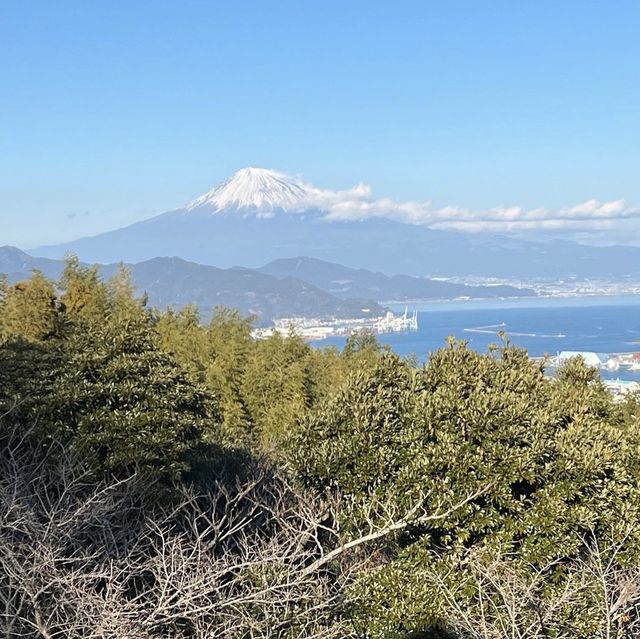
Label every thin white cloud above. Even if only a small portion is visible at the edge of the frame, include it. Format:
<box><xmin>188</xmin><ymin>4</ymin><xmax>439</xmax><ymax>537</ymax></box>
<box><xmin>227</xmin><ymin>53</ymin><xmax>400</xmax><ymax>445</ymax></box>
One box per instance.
<box><xmin>305</xmin><ymin>180</ymin><xmax>640</xmax><ymax>234</ymax></box>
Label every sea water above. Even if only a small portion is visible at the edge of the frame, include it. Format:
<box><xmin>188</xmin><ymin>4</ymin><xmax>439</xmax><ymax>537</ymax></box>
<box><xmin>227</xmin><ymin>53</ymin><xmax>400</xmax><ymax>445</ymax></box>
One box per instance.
<box><xmin>312</xmin><ymin>295</ymin><xmax>640</xmax><ymax>381</ymax></box>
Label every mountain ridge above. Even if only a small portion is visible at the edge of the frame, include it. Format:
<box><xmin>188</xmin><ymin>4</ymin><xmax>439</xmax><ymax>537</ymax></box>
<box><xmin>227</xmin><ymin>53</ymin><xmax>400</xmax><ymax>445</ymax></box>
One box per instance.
<box><xmin>0</xmin><ymin>247</ymin><xmax>383</xmax><ymax>324</ymax></box>
<box><xmin>259</xmin><ymin>256</ymin><xmax>535</xmax><ymax>301</ymax></box>
<box><xmin>0</xmin><ymin>247</ymin><xmax>536</xmax><ymax>324</ymax></box>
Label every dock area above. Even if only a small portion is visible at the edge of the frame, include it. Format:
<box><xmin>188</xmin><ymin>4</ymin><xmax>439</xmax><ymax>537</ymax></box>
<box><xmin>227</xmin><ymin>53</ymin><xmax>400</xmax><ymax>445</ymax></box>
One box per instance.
<box><xmin>252</xmin><ymin>307</ymin><xmax>419</xmax><ymax>341</ymax></box>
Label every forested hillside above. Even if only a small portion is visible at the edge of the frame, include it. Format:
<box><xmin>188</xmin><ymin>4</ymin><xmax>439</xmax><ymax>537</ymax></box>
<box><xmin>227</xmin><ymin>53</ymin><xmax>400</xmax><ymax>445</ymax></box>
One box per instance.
<box><xmin>0</xmin><ymin>246</ymin><xmax>537</xmax><ymax>324</ymax></box>
<box><xmin>1</xmin><ymin>259</ymin><xmax>640</xmax><ymax>638</ymax></box>
<box><xmin>0</xmin><ymin>246</ymin><xmax>384</xmax><ymax>323</ymax></box>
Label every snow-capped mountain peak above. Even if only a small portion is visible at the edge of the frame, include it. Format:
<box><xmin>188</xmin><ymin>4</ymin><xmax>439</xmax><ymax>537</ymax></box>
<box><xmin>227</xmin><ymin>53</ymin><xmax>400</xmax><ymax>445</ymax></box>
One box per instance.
<box><xmin>186</xmin><ymin>167</ymin><xmax>315</xmax><ymax>213</ymax></box>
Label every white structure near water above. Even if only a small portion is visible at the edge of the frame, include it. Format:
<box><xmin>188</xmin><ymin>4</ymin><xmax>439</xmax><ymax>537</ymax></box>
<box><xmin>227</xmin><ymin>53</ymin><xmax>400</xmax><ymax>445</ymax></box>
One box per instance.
<box><xmin>376</xmin><ymin>307</ymin><xmax>419</xmax><ymax>333</ymax></box>
<box><xmin>252</xmin><ymin>307</ymin><xmax>419</xmax><ymax>341</ymax></box>
<box><xmin>551</xmin><ymin>351</ymin><xmax>640</xmax><ymax>374</ymax></box>
<box><xmin>553</xmin><ymin>351</ymin><xmax>610</xmax><ymax>368</ymax></box>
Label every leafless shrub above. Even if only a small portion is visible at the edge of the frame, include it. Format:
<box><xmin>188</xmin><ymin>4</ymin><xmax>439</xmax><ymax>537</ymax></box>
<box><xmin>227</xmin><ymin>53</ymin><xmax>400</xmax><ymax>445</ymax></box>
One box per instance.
<box><xmin>0</xmin><ymin>424</ymin><xmax>359</xmax><ymax>638</ymax></box>
<box><xmin>431</xmin><ymin>537</ymin><xmax>640</xmax><ymax>639</ymax></box>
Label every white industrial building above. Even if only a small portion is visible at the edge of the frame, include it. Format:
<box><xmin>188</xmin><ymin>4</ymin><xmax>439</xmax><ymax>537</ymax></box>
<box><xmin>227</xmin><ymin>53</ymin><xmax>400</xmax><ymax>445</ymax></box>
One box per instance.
<box><xmin>553</xmin><ymin>351</ymin><xmax>609</xmax><ymax>368</ymax></box>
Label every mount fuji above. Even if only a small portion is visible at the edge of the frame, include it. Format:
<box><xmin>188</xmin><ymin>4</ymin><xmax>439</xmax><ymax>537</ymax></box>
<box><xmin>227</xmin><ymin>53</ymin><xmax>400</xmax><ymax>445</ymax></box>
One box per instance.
<box><xmin>185</xmin><ymin>167</ymin><xmax>317</xmax><ymax>213</ymax></box>
<box><xmin>33</xmin><ymin>168</ymin><xmax>640</xmax><ymax>279</ymax></box>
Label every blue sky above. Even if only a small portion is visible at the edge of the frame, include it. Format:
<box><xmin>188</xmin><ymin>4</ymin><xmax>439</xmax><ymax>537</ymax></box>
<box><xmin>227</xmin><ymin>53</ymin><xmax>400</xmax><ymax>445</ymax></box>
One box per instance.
<box><xmin>1</xmin><ymin>1</ymin><xmax>639</xmax><ymax>247</ymax></box>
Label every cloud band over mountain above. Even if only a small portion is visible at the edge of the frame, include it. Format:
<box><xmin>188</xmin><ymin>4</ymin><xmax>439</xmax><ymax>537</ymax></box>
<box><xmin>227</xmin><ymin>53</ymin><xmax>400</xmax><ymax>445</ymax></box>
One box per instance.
<box><xmin>199</xmin><ymin>169</ymin><xmax>638</xmax><ymax>235</ymax></box>
<box><xmin>31</xmin><ymin>167</ymin><xmax>640</xmax><ymax>279</ymax></box>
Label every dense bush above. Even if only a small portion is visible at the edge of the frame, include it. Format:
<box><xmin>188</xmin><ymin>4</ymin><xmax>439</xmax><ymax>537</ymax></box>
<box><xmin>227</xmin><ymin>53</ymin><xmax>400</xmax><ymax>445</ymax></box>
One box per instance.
<box><xmin>292</xmin><ymin>344</ymin><xmax>640</xmax><ymax>637</ymax></box>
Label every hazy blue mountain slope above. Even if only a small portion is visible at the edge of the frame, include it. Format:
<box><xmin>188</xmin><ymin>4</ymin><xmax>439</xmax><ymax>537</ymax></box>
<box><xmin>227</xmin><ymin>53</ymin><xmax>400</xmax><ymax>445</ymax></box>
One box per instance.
<box><xmin>33</xmin><ymin>209</ymin><xmax>640</xmax><ymax>279</ymax></box>
<box><xmin>107</xmin><ymin>257</ymin><xmax>384</xmax><ymax>323</ymax></box>
<box><xmin>1</xmin><ymin>247</ymin><xmax>536</xmax><ymax>324</ymax></box>
<box><xmin>0</xmin><ymin>245</ymin><xmax>65</xmax><ymax>281</ymax></box>
<box><xmin>260</xmin><ymin>256</ymin><xmax>535</xmax><ymax>300</ymax></box>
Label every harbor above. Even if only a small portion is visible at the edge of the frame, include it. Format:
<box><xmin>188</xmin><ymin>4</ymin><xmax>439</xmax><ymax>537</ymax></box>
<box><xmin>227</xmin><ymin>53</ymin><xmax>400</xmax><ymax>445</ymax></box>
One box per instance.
<box><xmin>253</xmin><ymin>297</ymin><xmax>640</xmax><ymax>398</ymax></box>
<box><xmin>252</xmin><ymin>307</ymin><xmax>419</xmax><ymax>341</ymax></box>
<box><xmin>307</xmin><ymin>296</ymin><xmax>640</xmax><ymax>374</ymax></box>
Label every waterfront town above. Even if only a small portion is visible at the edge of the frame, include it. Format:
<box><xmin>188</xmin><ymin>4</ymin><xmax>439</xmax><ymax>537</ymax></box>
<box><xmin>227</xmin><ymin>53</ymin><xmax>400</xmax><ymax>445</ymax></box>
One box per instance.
<box><xmin>252</xmin><ymin>307</ymin><xmax>419</xmax><ymax>341</ymax></box>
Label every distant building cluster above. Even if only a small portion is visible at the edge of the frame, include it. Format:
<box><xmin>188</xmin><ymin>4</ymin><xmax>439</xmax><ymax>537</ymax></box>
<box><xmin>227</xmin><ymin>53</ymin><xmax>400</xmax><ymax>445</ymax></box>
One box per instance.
<box><xmin>551</xmin><ymin>350</ymin><xmax>640</xmax><ymax>373</ymax></box>
<box><xmin>252</xmin><ymin>308</ymin><xmax>419</xmax><ymax>341</ymax></box>
<box><xmin>548</xmin><ymin>351</ymin><xmax>640</xmax><ymax>399</ymax></box>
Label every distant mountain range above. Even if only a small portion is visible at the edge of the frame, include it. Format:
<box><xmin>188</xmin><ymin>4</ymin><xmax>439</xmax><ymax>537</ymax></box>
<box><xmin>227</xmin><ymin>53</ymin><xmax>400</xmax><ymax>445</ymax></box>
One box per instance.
<box><xmin>1</xmin><ymin>246</ymin><xmax>534</xmax><ymax>324</ymax></box>
<box><xmin>259</xmin><ymin>257</ymin><xmax>533</xmax><ymax>301</ymax></box>
<box><xmin>102</xmin><ymin>257</ymin><xmax>384</xmax><ymax>323</ymax></box>
<box><xmin>0</xmin><ymin>245</ymin><xmax>64</xmax><ymax>281</ymax></box>
<box><xmin>31</xmin><ymin>168</ymin><xmax>640</xmax><ymax>279</ymax></box>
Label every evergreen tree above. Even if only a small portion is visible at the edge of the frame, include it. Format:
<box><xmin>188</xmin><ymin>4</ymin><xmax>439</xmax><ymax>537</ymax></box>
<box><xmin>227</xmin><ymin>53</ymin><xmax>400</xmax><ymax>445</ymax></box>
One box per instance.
<box><xmin>59</xmin><ymin>254</ymin><xmax>110</xmax><ymax>325</ymax></box>
<box><xmin>0</xmin><ymin>270</ymin><xmax>61</xmax><ymax>342</ymax></box>
<box><xmin>60</xmin><ymin>314</ymin><xmax>218</xmax><ymax>483</ymax></box>
<box><xmin>0</xmin><ymin>268</ymin><xmax>222</xmax><ymax>486</ymax></box>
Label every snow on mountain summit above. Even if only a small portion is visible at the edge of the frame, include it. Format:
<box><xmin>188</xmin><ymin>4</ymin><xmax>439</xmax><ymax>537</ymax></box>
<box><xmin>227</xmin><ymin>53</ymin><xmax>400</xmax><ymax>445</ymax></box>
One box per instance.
<box><xmin>186</xmin><ymin>167</ymin><xmax>316</xmax><ymax>213</ymax></box>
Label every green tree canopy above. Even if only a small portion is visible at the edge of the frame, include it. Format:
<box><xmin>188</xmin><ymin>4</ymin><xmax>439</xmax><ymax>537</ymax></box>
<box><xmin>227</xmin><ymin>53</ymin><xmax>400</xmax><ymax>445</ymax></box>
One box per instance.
<box><xmin>0</xmin><ymin>270</ymin><xmax>61</xmax><ymax>342</ymax></box>
<box><xmin>0</xmin><ymin>267</ymin><xmax>223</xmax><ymax>487</ymax></box>
<box><xmin>59</xmin><ymin>253</ymin><xmax>111</xmax><ymax>325</ymax></box>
